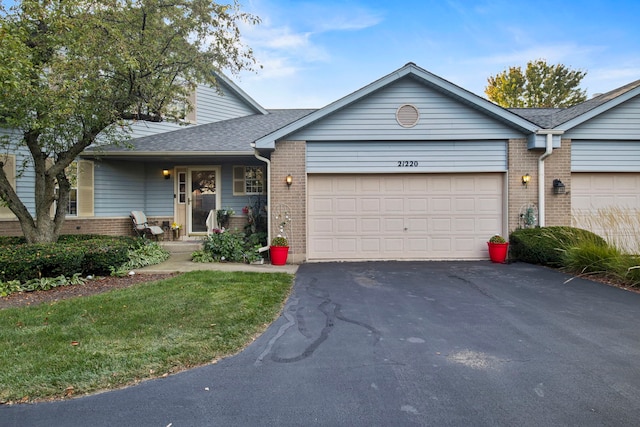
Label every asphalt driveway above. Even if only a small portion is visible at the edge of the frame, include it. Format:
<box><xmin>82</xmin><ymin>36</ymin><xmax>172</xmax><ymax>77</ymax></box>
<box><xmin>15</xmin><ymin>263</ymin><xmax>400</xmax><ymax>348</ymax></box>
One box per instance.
<box><xmin>3</xmin><ymin>261</ymin><xmax>640</xmax><ymax>426</ymax></box>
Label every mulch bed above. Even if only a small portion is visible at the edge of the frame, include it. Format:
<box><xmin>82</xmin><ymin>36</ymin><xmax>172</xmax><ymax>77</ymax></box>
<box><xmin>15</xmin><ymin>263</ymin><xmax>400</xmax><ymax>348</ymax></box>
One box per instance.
<box><xmin>0</xmin><ymin>273</ymin><xmax>177</xmax><ymax>310</ymax></box>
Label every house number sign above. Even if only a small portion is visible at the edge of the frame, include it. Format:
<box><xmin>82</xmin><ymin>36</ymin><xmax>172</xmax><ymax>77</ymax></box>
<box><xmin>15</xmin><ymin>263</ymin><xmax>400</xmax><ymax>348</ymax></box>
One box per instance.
<box><xmin>397</xmin><ymin>161</ymin><xmax>419</xmax><ymax>167</ymax></box>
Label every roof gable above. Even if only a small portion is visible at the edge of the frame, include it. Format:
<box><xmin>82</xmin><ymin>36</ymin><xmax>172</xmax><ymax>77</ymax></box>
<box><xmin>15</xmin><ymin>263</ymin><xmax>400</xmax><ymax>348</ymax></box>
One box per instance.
<box><xmin>255</xmin><ymin>63</ymin><xmax>538</xmax><ymax>149</ymax></box>
<box><xmin>287</xmin><ymin>76</ymin><xmax>529</xmax><ymax>142</ymax></box>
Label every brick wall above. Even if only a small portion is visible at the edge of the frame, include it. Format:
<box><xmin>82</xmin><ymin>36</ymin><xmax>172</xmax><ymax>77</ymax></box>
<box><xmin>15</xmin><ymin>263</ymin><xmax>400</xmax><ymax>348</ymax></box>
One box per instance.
<box><xmin>543</xmin><ymin>139</ymin><xmax>572</xmax><ymax>226</ymax></box>
<box><xmin>270</xmin><ymin>140</ymin><xmax>306</xmax><ymax>263</ymax></box>
<box><xmin>507</xmin><ymin>139</ymin><xmax>540</xmax><ymax>232</ymax></box>
<box><xmin>507</xmin><ymin>138</ymin><xmax>572</xmax><ymax>232</ymax></box>
<box><xmin>0</xmin><ymin>215</ymin><xmax>173</xmax><ymax>240</ymax></box>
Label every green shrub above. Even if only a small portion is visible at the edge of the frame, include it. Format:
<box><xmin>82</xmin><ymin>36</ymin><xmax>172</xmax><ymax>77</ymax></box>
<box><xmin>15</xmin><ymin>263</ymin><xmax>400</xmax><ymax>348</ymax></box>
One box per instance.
<box><xmin>0</xmin><ymin>236</ymin><xmax>26</xmax><ymax>246</ymax></box>
<box><xmin>0</xmin><ymin>235</ymin><xmax>145</xmax><ymax>281</ymax></box>
<box><xmin>0</xmin><ymin>244</ymin><xmax>85</xmax><ymax>282</ymax></box>
<box><xmin>510</xmin><ymin>226</ymin><xmax>607</xmax><ymax>266</ymax></box>
<box><xmin>199</xmin><ymin>230</ymin><xmax>262</xmax><ymax>263</ymax></box>
<box><xmin>81</xmin><ymin>238</ymin><xmax>131</xmax><ymax>275</ymax></box>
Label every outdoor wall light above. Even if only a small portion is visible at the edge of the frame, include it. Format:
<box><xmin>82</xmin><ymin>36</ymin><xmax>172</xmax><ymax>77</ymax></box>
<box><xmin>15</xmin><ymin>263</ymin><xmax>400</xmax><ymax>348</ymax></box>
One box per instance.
<box><xmin>163</xmin><ymin>169</ymin><xmax>171</xmax><ymax>180</ymax></box>
<box><xmin>286</xmin><ymin>174</ymin><xmax>293</xmax><ymax>187</ymax></box>
<box><xmin>553</xmin><ymin>179</ymin><xmax>566</xmax><ymax>194</ymax></box>
<box><xmin>522</xmin><ymin>173</ymin><xmax>531</xmax><ymax>186</ymax></box>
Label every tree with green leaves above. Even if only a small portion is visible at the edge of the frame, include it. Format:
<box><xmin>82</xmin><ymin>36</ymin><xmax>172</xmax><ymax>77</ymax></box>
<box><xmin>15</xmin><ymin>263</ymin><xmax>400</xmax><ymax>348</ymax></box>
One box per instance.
<box><xmin>485</xmin><ymin>59</ymin><xmax>587</xmax><ymax>108</ymax></box>
<box><xmin>0</xmin><ymin>0</ymin><xmax>259</xmax><ymax>243</ymax></box>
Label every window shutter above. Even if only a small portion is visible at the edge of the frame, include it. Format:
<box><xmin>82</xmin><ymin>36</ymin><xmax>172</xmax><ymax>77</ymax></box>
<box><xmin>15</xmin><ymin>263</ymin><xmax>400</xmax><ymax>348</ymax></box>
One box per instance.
<box><xmin>233</xmin><ymin>166</ymin><xmax>245</xmax><ymax>195</ymax></box>
<box><xmin>0</xmin><ymin>155</ymin><xmax>16</xmax><ymax>218</ymax></box>
<box><xmin>77</xmin><ymin>160</ymin><xmax>94</xmax><ymax>216</ymax></box>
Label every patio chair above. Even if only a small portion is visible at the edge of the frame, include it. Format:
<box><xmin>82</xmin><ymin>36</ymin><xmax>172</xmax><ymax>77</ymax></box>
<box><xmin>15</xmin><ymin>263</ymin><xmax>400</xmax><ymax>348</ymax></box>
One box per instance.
<box><xmin>130</xmin><ymin>210</ymin><xmax>164</xmax><ymax>239</ymax></box>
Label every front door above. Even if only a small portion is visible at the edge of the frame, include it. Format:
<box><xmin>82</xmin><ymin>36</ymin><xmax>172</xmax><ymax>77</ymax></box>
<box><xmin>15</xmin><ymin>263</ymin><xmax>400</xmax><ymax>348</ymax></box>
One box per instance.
<box><xmin>187</xmin><ymin>167</ymin><xmax>220</xmax><ymax>234</ymax></box>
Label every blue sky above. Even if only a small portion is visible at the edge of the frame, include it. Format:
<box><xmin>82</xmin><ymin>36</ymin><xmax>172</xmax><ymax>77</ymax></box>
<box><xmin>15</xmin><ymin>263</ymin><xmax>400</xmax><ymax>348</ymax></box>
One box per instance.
<box><xmin>231</xmin><ymin>0</ymin><xmax>640</xmax><ymax>109</ymax></box>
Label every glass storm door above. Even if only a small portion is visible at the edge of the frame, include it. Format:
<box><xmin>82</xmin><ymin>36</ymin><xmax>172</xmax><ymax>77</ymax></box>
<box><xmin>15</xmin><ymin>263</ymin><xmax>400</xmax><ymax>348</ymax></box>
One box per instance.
<box><xmin>188</xmin><ymin>168</ymin><xmax>220</xmax><ymax>234</ymax></box>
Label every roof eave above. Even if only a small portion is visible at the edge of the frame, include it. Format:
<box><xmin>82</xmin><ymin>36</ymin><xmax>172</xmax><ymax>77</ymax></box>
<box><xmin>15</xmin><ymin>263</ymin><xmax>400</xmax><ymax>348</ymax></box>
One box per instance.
<box><xmin>80</xmin><ymin>150</ymin><xmax>253</xmax><ymax>158</ymax></box>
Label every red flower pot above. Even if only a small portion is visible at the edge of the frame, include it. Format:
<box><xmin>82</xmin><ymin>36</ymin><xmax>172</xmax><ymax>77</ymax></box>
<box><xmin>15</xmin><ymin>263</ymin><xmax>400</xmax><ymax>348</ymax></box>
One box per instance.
<box><xmin>270</xmin><ymin>246</ymin><xmax>289</xmax><ymax>265</ymax></box>
<box><xmin>487</xmin><ymin>242</ymin><xmax>509</xmax><ymax>263</ymax></box>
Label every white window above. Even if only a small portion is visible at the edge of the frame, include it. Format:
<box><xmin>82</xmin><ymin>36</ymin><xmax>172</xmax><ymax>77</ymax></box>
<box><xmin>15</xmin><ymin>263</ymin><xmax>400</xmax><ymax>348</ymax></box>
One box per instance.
<box><xmin>233</xmin><ymin>166</ymin><xmax>265</xmax><ymax>195</ymax></box>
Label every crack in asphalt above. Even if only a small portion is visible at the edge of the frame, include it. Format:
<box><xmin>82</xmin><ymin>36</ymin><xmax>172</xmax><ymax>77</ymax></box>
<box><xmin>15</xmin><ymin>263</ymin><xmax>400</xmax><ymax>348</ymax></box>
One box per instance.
<box><xmin>269</xmin><ymin>277</ymin><xmax>382</xmax><ymax>364</ymax></box>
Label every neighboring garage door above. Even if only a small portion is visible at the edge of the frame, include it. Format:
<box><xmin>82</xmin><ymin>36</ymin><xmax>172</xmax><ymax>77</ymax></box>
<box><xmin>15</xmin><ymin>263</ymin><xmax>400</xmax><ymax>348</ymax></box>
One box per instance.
<box><xmin>572</xmin><ymin>173</ymin><xmax>640</xmax><ymax>251</ymax></box>
<box><xmin>308</xmin><ymin>173</ymin><xmax>503</xmax><ymax>260</ymax></box>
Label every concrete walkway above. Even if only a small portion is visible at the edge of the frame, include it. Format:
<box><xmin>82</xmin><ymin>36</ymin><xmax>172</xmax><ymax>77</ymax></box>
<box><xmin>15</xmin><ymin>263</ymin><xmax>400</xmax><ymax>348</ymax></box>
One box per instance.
<box><xmin>137</xmin><ymin>252</ymin><xmax>299</xmax><ymax>275</ymax></box>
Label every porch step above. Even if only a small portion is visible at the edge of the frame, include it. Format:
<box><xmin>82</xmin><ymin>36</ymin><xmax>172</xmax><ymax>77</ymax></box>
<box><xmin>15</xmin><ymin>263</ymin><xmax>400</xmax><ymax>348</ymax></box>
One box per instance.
<box><xmin>160</xmin><ymin>241</ymin><xmax>202</xmax><ymax>254</ymax></box>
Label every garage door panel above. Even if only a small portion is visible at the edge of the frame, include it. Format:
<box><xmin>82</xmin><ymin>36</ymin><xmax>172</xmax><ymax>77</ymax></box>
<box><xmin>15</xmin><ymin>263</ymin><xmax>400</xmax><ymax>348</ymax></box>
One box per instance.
<box><xmin>407</xmin><ymin>238</ymin><xmax>428</xmax><ymax>251</ymax></box>
<box><xmin>455</xmin><ymin>198</ymin><xmax>475</xmax><ymax>213</ymax></box>
<box><xmin>336</xmin><ymin>198</ymin><xmax>356</xmax><ymax>213</ymax></box>
<box><xmin>384</xmin><ymin>218</ymin><xmax>405</xmax><ymax>233</ymax></box>
<box><xmin>406</xmin><ymin>218</ymin><xmax>428</xmax><ymax>232</ymax></box>
<box><xmin>310</xmin><ymin>218</ymin><xmax>334</xmax><ymax>232</ymax></box>
<box><xmin>361</xmin><ymin>238</ymin><xmax>381</xmax><ymax>252</ymax></box>
<box><xmin>310</xmin><ymin>197</ymin><xmax>333</xmax><ymax>212</ymax></box>
<box><xmin>407</xmin><ymin>198</ymin><xmax>428</xmax><ymax>212</ymax></box>
<box><xmin>431</xmin><ymin>218</ymin><xmax>451</xmax><ymax>233</ymax></box>
<box><xmin>478</xmin><ymin>218</ymin><xmax>501</xmax><ymax>233</ymax></box>
<box><xmin>336</xmin><ymin>218</ymin><xmax>357</xmax><ymax>232</ymax></box>
<box><xmin>361</xmin><ymin>218</ymin><xmax>381</xmax><ymax>233</ymax></box>
<box><xmin>360</xmin><ymin>198</ymin><xmax>380</xmax><ymax>212</ymax></box>
<box><xmin>308</xmin><ymin>174</ymin><xmax>503</xmax><ymax>260</ymax></box>
<box><xmin>431</xmin><ymin>238</ymin><xmax>452</xmax><ymax>251</ymax></box>
<box><xmin>432</xmin><ymin>198</ymin><xmax>452</xmax><ymax>212</ymax></box>
<box><xmin>478</xmin><ymin>197</ymin><xmax>501</xmax><ymax>212</ymax></box>
<box><xmin>455</xmin><ymin>218</ymin><xmax>475</xmax><ymax>232</ymax></box>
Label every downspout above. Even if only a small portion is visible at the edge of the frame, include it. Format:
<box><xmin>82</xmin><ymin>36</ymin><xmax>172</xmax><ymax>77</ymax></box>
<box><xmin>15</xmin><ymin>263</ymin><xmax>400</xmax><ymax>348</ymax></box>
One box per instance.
<box><xmin>536</xmin><ymin>131</ymin><xmax>563</xmax><ymax>227</ymax></box>
<box><xmin>252</xmin><ymin>144</ymin><xmax>271</xmax><ymax>252</ymax></box>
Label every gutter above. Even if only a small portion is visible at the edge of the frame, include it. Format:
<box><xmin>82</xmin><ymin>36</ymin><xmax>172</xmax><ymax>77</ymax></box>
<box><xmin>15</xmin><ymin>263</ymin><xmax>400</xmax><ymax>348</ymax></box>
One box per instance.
<box><xmin>536</xmin><ymin>130</ymin><xmax>564</xmax><ymax>227</ymax></box>
<box><xmin>252</xmin><ymin>143</ymin><xmax>271</xmax><ymax>253</ymax></box>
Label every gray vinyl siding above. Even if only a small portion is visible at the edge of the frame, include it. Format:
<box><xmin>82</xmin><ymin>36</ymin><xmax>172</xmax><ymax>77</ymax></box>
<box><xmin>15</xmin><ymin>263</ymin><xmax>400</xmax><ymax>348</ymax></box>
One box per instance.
<box><xmin>120</xmin><ymin>84</ymin><xmax>259</xmax><ymax>139</ymax></box>
<box><xmin>94</xmin><ymin>160</ymin><xmax>146</xmax><ymax>216</ymax></box>
<box><xmin>572</xmin><ymin>140</ymin><xmax>640</xmax><ymax>172</ymax></box>
<box><xmin>307</xmin><ymin>141</ymin><xmax>507</xmax><ymax>173</ymax></box>
<box><xmin>288</xmin><ymin>78</ymin><xmax>526</xmax><ymax>141</ymax></box>
<box><xmin>196</xmin><ymin>84</ymin><xmax>257</xmax><ymax>123</ymax></box>
<box><xmin>564</xmin><ymin>95</ymin><xmax>640</xmax><ymax>139</ymax></box>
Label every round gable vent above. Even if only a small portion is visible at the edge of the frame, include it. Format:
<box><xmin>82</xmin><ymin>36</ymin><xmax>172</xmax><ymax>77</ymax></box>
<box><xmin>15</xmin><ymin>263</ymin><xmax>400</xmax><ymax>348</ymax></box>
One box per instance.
<box><xmin>396</xmin><ymin>104</ymin><xmax>420</xmax><ymax>128</ymax></box>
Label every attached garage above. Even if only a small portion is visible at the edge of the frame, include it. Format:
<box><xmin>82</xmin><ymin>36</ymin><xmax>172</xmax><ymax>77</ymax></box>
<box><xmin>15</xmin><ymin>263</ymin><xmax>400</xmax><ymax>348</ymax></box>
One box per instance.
<box><xmin>571</xmin><ymin>140</ymin><xmax>640</xmax><ymax>251</ymax></box>
<box><xmin>308</xmin><ymin>173</ymin><xmax>503</xmax><ymax>260</ymax></box>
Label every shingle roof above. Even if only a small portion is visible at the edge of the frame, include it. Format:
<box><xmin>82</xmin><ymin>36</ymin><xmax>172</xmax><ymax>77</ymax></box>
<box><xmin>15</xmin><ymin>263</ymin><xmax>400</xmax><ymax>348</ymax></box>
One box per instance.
<box><xmin>88</xmin><ymin>109</ymin><xmax>316</xmax><ymax>154</ymax></box>
<box><xmin>508</xmin><ymin>80</ymin><xmax>640</xmax><ymax>128</ymax></box>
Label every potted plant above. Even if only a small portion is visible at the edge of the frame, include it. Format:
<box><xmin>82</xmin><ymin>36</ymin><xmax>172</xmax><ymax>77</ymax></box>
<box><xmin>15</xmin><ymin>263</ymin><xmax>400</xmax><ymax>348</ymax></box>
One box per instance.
<box><xmin>487</xmin><ymin>234</ymin><xmax>509</xmax><ymax>263</ymax></box>
<box><xmin>270</xmin><ymin>236</ymin><xmax>289</xmax><ymax>265</ymax></box>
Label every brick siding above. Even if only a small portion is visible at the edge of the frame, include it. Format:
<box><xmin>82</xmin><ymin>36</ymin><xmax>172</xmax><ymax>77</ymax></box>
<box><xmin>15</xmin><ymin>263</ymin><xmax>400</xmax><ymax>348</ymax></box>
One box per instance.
<box><xmin>507</xmin><ymin>138</ymin><xmax>572</xmax><ymax>233</ymax></box>
<box><xmin>270</xmin><ymin>140</ymin><xmax>306</xmax><ymax>263</ymax></box>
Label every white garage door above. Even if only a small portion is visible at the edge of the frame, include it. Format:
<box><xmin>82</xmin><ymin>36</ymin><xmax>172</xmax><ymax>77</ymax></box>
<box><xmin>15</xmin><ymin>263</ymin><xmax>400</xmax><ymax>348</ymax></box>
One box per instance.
<box><xmin>308</xmin><ymin>174</ymin><xmax>503</xmax><ymax>260</ymax></box>
<box><xmin>572</xmin><ymin>173</ymin><xmax>640</xmax><ymax>251</ymax></box>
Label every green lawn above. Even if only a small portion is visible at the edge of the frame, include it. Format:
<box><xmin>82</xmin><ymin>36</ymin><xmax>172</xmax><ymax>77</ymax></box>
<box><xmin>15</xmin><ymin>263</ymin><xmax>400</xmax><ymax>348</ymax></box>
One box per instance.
<box><xmin>0</xmin><ymin>271</ymin><xmax>293</xmax><ymax>403</ymax></box>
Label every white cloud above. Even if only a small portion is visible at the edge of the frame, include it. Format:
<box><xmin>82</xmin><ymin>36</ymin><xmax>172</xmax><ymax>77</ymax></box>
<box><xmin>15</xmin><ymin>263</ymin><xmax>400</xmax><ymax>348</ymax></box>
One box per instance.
<box><xmin>236</xmin><ymin>1</ymin><xmax>383</xmax><ymax>85</ymax></box>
